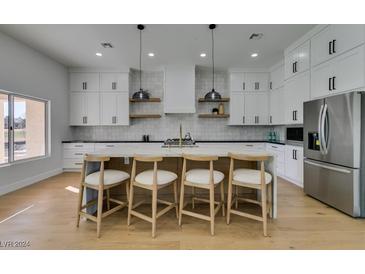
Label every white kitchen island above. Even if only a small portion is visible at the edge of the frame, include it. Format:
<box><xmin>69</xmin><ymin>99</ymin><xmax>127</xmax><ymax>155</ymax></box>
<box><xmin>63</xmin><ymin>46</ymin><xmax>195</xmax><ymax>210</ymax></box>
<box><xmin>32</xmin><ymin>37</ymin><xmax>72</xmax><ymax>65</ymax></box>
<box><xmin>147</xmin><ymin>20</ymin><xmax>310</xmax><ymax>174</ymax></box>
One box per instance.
<box><xmin>87</xmin><ymin>142</ymin><xmax>278</xmax><ymax>218</ymax></box>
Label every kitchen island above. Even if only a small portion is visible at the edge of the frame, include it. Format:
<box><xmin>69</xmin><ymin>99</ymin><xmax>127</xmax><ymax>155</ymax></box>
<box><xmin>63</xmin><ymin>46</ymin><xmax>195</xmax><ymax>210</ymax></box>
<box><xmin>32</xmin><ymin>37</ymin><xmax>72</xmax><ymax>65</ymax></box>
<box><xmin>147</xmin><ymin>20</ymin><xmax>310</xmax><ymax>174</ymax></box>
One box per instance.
<box><xmin>86</xmin><ymin>142</ymin><xmax>278</xmax><ymax>218</ymax></box>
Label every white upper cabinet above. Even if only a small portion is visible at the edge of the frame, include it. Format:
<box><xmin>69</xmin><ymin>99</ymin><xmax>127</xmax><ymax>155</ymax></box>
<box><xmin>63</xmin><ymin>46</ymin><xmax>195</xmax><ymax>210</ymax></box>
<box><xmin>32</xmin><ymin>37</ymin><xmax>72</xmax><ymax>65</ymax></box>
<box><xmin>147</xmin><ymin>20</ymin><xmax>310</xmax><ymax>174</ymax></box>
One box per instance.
<box><xmin>245</xmin><ymin>73</ymin><xmax>269</xmax><ymax>91</ymax></box>
<box><xmin>100</xmin><ymin>73</ymin><xmax>129</xmax><ymax>92</ymax></box>
<box><xmin>269</xmin><ymin>87</ymin><xmax>285</xmax><ymax>125</ymax></box>
<box><xmin>244</xmin><ymin>92</ymin><xmax>269</xmax><ymax>125</ymax></box>
<box><xmin>229</xmin><ymin>92</ymin><xmax>245</xmax><ymax>125</ymax></box>
<box><xmin>70</xmin><ymin>93</ymin><xmax>100</xmax><ymax>126</ymax></box>
<box><xmin>230</xmin><ymin>72</ymin><xmax>246</xmax><ymax>91</ymax></box>
<box><xmin>270</xmin><ymin>63</ymin><xmax>284</xmax><ymax>90</ymax></box>
<box><xmin>69</xmin><ymin>73</ymin><xmax>99</xmax><ymax>92</ymax></box>
<box><xmin>164</xmin><ymin>65</ymin><xmax>195</xmax><ymax>113</ymax></box>
<box><xmin>100</xmin><ymin>93</ymin><xmax>129</xmax><ymax>125</ymax></box>
<box><xmin>285</xmin><ymin>40</ymin><xmax>310</xmax><ymax>79</ymax></box>
<box><xmin>284</xmin><ymin>71</ymin><xmax>310</xmax><ymax>124</ymax></box>
<box><xmin>311</xmin><ymin>45</ymin><xmax>365</xmax><ymax>99</ymax></box>
<box><xmin>311</xmin><ymin>25</ymin><xmax>365</xmax><ymax>67</ymax></box>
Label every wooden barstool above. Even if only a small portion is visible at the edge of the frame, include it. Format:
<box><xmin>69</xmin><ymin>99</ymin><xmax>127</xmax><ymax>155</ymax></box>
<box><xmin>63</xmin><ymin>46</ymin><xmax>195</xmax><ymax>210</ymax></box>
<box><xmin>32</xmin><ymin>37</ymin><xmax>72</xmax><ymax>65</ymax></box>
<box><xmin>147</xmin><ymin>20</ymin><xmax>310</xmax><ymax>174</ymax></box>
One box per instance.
<box><xmin>178</xmin><ymin>154</ymin><xmax>225</xmax><ymax>236</ymax></box>
<box><xmin>226</xmin><ymin>153</ymin><xmax>272</xmax><ymax>236</ymax></box>
<box><xmin>76</xmin><ymin>155</ymin><xmax>130</xmax><ymax>238</ymax></box>
<box><xmin>127</xmin><ymin>155</ymin><xmax>178</xmax><ymax>238</ymax></box>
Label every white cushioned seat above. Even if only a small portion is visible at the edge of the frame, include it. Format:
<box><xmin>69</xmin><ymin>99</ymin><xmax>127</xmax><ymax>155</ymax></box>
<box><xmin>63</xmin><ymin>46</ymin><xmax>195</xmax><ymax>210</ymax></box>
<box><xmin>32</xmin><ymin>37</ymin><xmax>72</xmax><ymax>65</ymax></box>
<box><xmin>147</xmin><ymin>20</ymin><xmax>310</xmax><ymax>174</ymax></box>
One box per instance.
<box><xmin>185</xmin><ymin>169</ymin><xmax>224</xmax><ymax>185</ymax></box>
<box><xmin>85</xmin><ymin>169</ymin><xmax>130</xmax><ymax>185</ymax></box>
<box><xmin>233</xmin><ymin>168</ymin><xmax>272</xmax><ymax>185</ymax></box>
<box><xmin>135</xmin><ymin>170</ymin><xmax>178</xmax><ymax>185</ymax></box>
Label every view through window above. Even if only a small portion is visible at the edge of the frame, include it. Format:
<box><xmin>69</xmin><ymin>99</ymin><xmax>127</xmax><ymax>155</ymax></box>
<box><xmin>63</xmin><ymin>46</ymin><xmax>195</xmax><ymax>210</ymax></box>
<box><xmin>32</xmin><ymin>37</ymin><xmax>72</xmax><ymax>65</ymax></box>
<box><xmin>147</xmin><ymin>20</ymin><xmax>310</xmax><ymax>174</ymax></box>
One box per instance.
<box><xmin>0</xmin><ymin>91</ymin><xmax>48</xmax><ymax>165</ymax></box>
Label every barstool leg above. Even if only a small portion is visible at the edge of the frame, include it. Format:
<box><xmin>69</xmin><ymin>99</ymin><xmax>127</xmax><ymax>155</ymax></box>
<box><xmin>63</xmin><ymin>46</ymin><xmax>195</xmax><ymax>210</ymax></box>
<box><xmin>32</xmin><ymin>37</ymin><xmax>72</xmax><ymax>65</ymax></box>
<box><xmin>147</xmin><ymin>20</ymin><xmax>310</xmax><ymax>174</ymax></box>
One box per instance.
<box><xmin>226</xmin><ymin>183</ymin><xmax>233</xmax><ymax>225</ymax></box>
<box><xmin>106</xmin><ymin>189</ymin><xmax>110</xmax><ymax>211</ymax></box>
<box><xmin>220</xmin><ymin>182</ymin><xmax>225</xmax><ymax>217</ymax></box>
<box><xmin>96</xmin><ymin>187</ymin><xmax>104</xmax><ymax>238</ymax></box>
<box><xmin>127</xmin><ymin>183</ymin><xmax>134</xmax><ymax>226</ymax></box>
<box><xmin>261</xmin><ymin>186</ymin><xmax>268</xmax><ymax>237</ymax></box>
<box><xmin>178</xmin><ymin>182</ymin><xmax>185</xmax><ymax>226</ymax></box>
<box><xmin>209</xmin><ymin>185</ymin><xmax>215</xmax><ymax>236</ymax></box>
<box><xmin>192</xmin><ymin>187</ymin><xmax>195</xmax><ymax>209</ymax></box>
<box><xmin>173</xmin><ymin>181</ymin><xmax>179</xmax><ymax>219</ymax></box>
<box><xmin>152</xmin><ymin>187</ymin><xmax>158</xmax><ymax>238</ymax></box>
<box><xmin>235</xmin><ymin>186</ymin><xmax>238</xmax><ymax>209</ymax></box>
<box><xmin>126</xmin><ymin>182</ymin><xmax>130</xmax><ymax>203</ymax></box>
<box><xmin>76</xmin><ymin>184</ymin><xmax>84</xmax><ymax>227</ymax></box>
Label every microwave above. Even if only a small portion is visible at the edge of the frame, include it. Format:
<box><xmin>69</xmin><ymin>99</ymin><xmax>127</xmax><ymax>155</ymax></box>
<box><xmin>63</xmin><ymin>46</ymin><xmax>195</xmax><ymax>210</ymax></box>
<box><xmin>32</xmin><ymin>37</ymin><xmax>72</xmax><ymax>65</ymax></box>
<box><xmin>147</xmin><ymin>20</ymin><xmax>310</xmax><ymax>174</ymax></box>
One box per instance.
<box><xmin>286</xmin><ymin>127</ymin><xmax>303</xmax><ymax>142</ymax></box>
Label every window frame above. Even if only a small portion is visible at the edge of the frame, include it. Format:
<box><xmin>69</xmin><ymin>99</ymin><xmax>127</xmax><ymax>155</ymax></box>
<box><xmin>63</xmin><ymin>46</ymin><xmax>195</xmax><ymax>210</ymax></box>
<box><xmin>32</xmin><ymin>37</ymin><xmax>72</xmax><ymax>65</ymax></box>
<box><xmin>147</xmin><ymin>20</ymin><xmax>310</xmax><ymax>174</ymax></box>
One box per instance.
<box><xmin>0</xmin><ymin>89</ymin><xmax>51</xmax><ymax>167</ymax></box>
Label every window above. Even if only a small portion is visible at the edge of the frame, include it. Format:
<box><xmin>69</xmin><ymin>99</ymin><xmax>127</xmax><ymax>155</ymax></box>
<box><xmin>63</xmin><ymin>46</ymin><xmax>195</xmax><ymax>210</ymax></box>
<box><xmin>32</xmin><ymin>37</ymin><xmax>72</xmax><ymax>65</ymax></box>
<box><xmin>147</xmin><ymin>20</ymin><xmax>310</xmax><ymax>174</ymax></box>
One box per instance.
<box><xmin>0</xmin><ymin>90</ymin><xmax>49</xmax><ymax>165</ymax></box>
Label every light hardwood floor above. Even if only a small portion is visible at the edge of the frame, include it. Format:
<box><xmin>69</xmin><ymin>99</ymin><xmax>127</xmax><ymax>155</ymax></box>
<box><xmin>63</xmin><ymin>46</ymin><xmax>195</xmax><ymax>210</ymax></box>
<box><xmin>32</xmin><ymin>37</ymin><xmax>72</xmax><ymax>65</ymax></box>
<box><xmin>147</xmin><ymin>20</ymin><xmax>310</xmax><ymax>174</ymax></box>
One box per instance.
<box><xmin>0</xmin><ymin>172</ymin><xmax>364</xmax><ymax>249</ymax></box>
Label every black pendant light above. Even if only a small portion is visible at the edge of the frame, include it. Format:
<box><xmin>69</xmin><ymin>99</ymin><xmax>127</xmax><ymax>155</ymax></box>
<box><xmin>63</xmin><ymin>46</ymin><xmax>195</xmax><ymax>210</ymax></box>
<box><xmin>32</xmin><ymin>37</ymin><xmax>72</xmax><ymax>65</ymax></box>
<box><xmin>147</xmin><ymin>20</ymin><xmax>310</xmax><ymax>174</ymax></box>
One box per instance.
<box><xmin>132</xmin><ymin>24</ymin><xmax>150</xmax><ymax>100</ymax></box>
<box><xmin>204</xmin><ymin>24</ymin><xmax>222</xmax><ymax>101</ymax></box>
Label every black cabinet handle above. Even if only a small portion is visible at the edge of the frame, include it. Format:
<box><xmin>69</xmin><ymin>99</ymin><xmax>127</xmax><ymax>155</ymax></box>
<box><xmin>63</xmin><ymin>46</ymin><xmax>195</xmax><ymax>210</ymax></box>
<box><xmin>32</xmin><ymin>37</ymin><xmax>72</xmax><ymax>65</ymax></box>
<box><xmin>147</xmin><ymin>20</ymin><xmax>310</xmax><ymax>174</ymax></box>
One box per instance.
<box><xmin>294</xmin><ymin>110</ymin><xmax>297</xmax><ymax>121</ymax></box>
<box><xmin>329</xmin><ymin>77</ymin><xmax>332</xmax><ymax>91</ymax></box>
<box><xmin>292</xmin><ymin>62</ymin><xmax>295</xmax><ymax>73</ymax></box>
<box><xmin>332</xmin><ymin>76</ymin><xmax>336</xmax><ymax>90</ymax></box>
<box><xmin>292</xmin><ymin>149</ymin><xmax>295</xmax><ymax>159</ymax></box>
<box><xmin>270</xmin><ymin>115</ymin><xmax>272</xmax><ymax>124</ymax></box>
<box><xmin>332</xmin><ymin>39</ymin><xmax>336</xmax><ymax>53</ymax></box>
<box><xmin>294</xmin><ymin>61</ymin><xmax>297</xmax><ymax>73</ymax></box>
<box><xmin>242</xmin><ymin>116</ymin><xmax>245</xmax><ymax>124</ymax></box>
<box><xmin>242</xmin><ymin>82</ymin><xmax>245</xmax><ymax>91</ymax></box>
<box><xmin>270</xmin><ymin>82</ymin><xmax>272</xmax><ymax>90</ymax></box>
<box><xmin>329</xmin><ymin>41</ymin><xmax>332</xmax><ymax>55</ymax></box>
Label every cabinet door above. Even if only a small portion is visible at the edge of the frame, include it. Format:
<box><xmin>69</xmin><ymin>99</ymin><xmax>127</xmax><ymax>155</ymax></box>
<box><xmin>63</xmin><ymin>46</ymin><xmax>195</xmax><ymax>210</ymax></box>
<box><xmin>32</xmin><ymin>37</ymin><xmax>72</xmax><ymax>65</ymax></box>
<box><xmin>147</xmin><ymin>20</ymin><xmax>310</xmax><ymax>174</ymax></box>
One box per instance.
<box><xmin>230</xmin><ymin>72</ymin><xmax>245</xmax><ymax>91</ymax></box>
<box><xmin>270</xmin><ymin>64</ymin><xmax>284</xmax><ymax>90</ymax></box>
<box><xmin>116</xmin><ymin>93</ymin><xmax>129</xmax><ymax>125</ymax></box>
<box><xmin>285</xmin><ymin>48</ymin><xmax>297</xmax><ymax>79</ymax></box>
<box><xmin>285</xmin><ymin>146</ymin><xmax>300</xmax><ymax>182</ymax></box>
<box><xmin>257</xmin><ymin>93</ymin><xmax>269</xmax><ymax>125</ymax></box>
<box><xmin>229</xmin><ymin>92</ymin><xmax>245</xmax><ymax>125</ymax></box>
<box><xmin>269</xmin><ymin>87</ymin><xmax>285</xmax><ymax>125</ymax></box>
<box><xmin>244</xmin><ymin>93</ymin><xmax>268</xmax><ymax>125</ymax></box>
<box><xmin>69</xmin><ymin>93</ymin><xmax>85</xmax><ymax>125</ymax></box>
<box><xmin>255</xmin><ymin>73</ymin><xmax>269</xmax><ymax>91</ymax></box>
<box><xmin>100</xmin><ymin>73</ymin><xmax>129</xmax><ymax>92</ymax></box>
<box><xmin>311</xmin><ymin>59</ymin><xmax>334</xmax><ymax>99</ymax></box>
<box><xmin>332</xmin><ymin>45</ymin><xmax>365</xmax><ymax>94</ymax></box>
<box><xmin>296</xmin><ymin>40</ymin><xmax>310</xmax><ymax>73</ymax></box>
<box><xmin>100</xmin><ymin>93</ymin><xmax>117</xmax><ymax>125</ymax></box>
<box><xmin>69</xmin><ymin>73</ymin><xmax>99</xmax><ymax>92</ymax></box>
<box><xmin>284</xmin><ymin>71</ymin><xmax>310</xmax><ymax>124</ymax></box>
<box><xmin>311</xmin><ymin>25</ymin><xmax>365</xmax><ymax>67</ymax></box>
<box><xmin>84</xmin><ymin>93</ymin><xmax>100</xmax><ymax>125</ymax></box>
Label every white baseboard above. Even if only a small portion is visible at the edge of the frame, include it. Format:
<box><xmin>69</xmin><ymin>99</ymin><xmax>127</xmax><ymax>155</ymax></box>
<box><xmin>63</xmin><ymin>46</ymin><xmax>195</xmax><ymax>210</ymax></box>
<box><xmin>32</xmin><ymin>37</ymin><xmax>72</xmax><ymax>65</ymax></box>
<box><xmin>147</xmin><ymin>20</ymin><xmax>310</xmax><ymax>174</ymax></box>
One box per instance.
<box><xmin>278</xmin><ymin>175</ymin><xmax>303</xmax><ymax>188</ymax></box>
<box><xmin>0</xmin><ymin>168</ymin><xmax>63</xmax><ymax>196</ymax></box>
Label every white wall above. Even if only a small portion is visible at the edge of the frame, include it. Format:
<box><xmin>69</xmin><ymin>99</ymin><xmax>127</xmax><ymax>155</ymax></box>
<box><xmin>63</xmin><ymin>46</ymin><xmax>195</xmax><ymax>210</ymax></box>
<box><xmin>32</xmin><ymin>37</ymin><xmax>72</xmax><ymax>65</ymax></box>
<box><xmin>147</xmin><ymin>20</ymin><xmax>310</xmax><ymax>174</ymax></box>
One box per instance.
<box><xmin>0</xmin><ymin>31</ymin><xmax>70</xmax><ymax>195</ymax></box>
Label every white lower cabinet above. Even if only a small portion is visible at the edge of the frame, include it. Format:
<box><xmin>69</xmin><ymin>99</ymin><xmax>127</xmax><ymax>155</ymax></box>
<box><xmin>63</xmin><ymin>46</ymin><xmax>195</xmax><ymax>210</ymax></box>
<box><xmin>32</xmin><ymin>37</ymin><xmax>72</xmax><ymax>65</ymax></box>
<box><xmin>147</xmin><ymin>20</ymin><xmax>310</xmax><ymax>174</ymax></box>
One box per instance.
<box><xmin>243</xmin><ymin>92</ymin><xmax>269</xmax><ymax>125</ymax></box>
<box><xmin>100</xmin><ymin>93</ymin><xmax>129</xmax><ymax>125</ymax></box>
<box><xmin>284</xmin><ymin>145</ymin><xmax>303</xmax><ymax>187</ymax></box>
<box><xmin>63</xmin><ymin>143</ymin><xmax>95</xmax><ymax>170</ymax></box>
<box><xmin>266</xmin><ymin>143</ymin><xmax>285</xmax><ymax>176</ymax></box>
<box><xmin>70</xmin><ymin>93</ymin><xmax>100</xmax><ymax>126</ymax></box>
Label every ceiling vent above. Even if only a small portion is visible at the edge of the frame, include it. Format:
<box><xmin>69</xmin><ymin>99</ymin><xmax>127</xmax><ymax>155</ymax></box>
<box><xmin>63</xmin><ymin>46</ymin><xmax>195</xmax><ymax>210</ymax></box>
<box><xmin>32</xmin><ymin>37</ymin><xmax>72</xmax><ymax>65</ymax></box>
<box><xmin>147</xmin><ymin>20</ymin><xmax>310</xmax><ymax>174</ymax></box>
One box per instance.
<box><xmin>101</xmin><ymin>42</ymin><xmax>113</xmax><ymax>48</ymax></box>
<box><xmin>249</xmin><ymin>33</ymin><xmax>264</xmax><ymax>40</ymax></box>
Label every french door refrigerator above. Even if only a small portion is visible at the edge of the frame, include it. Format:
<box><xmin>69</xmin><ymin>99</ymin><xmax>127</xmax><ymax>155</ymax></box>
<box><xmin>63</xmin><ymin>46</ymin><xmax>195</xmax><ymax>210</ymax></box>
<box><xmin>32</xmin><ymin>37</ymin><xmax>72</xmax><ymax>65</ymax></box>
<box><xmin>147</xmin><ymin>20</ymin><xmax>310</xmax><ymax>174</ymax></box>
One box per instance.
<box><xmin>303</xmin><ymin>91</ymin><xmax>365</xmax><ymax>217</ymax></box>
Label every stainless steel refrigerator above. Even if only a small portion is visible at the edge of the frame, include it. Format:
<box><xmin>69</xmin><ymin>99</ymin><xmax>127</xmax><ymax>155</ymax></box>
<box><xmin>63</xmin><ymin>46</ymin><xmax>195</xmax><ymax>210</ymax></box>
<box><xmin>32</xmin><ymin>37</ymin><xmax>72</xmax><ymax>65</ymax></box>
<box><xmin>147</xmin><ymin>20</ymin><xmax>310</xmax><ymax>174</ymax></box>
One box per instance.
<box><xmin>303</xmin><ymin>91</ymin><xmax>365</xmax><ymax>217</ymax></box>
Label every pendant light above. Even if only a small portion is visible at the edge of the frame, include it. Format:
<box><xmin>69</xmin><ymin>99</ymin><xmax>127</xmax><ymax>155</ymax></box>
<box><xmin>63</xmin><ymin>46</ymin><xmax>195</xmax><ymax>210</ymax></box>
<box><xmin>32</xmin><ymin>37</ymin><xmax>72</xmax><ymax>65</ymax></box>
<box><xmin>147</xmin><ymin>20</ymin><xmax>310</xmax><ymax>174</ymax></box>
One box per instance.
<box><xmin>204</xmin><ymin>24</ymin><xmax>222</xmax><ymax>101</ymax></box>
<box><xmin>132</xmin><ymin>24</ymin><xmax>150</xmax><ymax>100</ymax></box>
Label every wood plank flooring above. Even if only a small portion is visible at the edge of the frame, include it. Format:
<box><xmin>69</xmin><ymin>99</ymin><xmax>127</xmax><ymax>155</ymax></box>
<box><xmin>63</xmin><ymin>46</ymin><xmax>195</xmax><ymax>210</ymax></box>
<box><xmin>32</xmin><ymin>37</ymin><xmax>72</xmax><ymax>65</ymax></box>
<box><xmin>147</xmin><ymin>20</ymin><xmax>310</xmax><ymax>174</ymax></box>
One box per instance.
<box><xmin>0</xmin><ymin>172</ymin><xmax>364</xmax><ymax>249</ymax></box>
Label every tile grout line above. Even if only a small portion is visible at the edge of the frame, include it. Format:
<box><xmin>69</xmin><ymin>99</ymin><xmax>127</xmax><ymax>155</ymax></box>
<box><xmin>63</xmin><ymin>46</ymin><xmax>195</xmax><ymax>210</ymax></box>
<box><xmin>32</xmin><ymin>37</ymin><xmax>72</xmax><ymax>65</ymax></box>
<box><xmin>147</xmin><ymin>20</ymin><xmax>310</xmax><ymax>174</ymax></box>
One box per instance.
<box><xmin>0</xmin><ymin>204</ymin><xmax>34</xmax><ymax>224</ymax></box>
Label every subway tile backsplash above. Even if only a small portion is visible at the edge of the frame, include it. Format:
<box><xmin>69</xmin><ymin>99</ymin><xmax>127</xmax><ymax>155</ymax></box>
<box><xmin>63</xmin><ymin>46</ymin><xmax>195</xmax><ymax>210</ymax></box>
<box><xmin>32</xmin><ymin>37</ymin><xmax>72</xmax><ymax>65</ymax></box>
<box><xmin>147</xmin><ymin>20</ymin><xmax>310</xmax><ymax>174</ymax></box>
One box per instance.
<box><xmin>71</xmin><ymin>67</ymin><xmax>276</xmax><ymax>141</ymax></box>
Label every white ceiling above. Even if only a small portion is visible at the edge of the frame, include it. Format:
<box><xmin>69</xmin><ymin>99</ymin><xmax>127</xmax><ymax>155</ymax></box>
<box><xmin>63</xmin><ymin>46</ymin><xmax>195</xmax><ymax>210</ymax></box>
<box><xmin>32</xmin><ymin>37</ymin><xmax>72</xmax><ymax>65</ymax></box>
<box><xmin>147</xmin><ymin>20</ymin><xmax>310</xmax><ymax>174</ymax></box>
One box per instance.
<box><xmin>0</xmin><ymin>24</ymin><xmax>315</xmax><ymax>70</ymax></box>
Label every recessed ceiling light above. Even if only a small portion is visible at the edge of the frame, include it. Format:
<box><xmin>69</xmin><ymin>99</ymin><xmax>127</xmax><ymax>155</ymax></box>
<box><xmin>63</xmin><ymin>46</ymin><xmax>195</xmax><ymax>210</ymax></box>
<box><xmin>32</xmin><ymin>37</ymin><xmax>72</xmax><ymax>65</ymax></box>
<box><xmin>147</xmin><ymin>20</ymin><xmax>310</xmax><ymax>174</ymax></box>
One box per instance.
<box><xmin>251</xmin><ymin>53</ymin><xmax>258</xmax><ymax>58</ymax></box>
<box><xmin>148</xmin><ymin>52</ymin><xmax>155</xmax><ymax>57</ymax></box>
<box><xmin>96</xmin><ymin>52</ymin><xmax>102</xmax><ymax>57</ymax></box>
<box><xmin>200</xmin><ymin>53</ymin><xmax>207</xmax><ymax>58</ymax></box>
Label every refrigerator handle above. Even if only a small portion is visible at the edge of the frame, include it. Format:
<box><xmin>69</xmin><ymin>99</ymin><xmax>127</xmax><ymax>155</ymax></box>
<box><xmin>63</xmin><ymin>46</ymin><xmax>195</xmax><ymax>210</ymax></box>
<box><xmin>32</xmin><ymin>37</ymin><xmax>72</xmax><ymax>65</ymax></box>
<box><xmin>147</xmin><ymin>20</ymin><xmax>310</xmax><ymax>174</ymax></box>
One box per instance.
<box><xmin>304</xmin><ymin>160</ymin><xmax>351</xmax><ymax>174</ymax></box>
<box><xmin>318</xmin><ymin>104</ymin><xmax>324</xmax><ymax>154</ymax></box>
<box><xmin>321</xmin><ymin>104</ymin><xmax>329</xmax><ymax>155</ymax></box>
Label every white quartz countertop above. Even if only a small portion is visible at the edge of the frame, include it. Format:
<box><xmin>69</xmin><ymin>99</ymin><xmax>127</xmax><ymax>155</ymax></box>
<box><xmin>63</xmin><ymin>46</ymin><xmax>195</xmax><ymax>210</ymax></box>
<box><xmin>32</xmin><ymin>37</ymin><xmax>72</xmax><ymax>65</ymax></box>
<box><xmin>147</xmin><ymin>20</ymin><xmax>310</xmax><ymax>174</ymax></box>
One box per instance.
<box><xmin>89</xmin><ymin>142</ymin><xmax>274</xmax><ymax>158</ymax></box>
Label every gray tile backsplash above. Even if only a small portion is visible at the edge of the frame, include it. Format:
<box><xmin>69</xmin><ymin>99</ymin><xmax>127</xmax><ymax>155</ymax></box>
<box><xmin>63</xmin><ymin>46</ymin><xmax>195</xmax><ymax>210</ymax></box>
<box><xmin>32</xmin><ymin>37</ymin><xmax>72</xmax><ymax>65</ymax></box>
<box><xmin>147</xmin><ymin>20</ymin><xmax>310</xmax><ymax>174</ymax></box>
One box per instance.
<box><xmin>71</xmin><ymin>67</ymin><xmax>275</xmax><ymax>141</ymax></box>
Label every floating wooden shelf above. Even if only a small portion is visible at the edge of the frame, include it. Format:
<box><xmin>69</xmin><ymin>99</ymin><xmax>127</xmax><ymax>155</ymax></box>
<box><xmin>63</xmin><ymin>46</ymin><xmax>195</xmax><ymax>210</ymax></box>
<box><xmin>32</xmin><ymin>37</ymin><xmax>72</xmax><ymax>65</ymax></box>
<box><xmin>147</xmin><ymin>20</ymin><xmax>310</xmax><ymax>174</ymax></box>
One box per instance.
<box><xmin>129</xmin><ymin>114</ymin><xmax>161</xmax><ymax>119</ymax></box>
<box><xmin>198</xmin><ymin>114</ymin><xmax>230</xmax><ymax>118</ymax></box>
<box><xmin>198</xmin><ymin>98</ymin><xmax>230</xmax><ymax>102</ymax></box>
<box><xmin>129</xmin><ymin>98</ymin><xmax>161</xmax><ymax>102</ymax></box>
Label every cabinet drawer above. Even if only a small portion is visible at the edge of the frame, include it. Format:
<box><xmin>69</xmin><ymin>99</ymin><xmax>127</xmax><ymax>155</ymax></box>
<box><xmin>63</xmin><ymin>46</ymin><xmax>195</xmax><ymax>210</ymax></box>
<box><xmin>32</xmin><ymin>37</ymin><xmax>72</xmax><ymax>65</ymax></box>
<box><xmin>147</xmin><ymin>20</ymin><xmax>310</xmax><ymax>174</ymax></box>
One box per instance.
<box><xmin>63</xmin><ymin>159</ymin><xmax>84</xmax><ymax>169</ymax></box>
<box><xmin>94</xmin><ymin>143</ymin><xmax>121</xmax><ymax>150</ymax></box>
<box><xmin>63</xmin><ymin>150</ymin><xmax>87</xmax><ymax>159</ymax></box>
<box><xmin>63</xmin><ymin>143</ymin><xmax>95</xmax><ymax>150</ymax></box>
<box><xmin>242</xmin><ymin>143</ymin><xmax>266</xmax><ymax>150</ymax></box>
<box><xmin>266</xmin><ymin>143</ymin><xmax>285</xmax><ymax>152</ymax></box>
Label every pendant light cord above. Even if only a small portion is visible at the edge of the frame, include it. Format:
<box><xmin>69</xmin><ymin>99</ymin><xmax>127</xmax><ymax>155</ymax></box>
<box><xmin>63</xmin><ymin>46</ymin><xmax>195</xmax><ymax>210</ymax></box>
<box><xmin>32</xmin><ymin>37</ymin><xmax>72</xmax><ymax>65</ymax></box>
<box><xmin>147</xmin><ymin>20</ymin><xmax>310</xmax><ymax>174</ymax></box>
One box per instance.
<box><xmin>211</xmin><ymin>27</ymin><xmax>215</xmax><ymax>90</ymax></box>
<box><xmin>139</xmin><ymin>29</ymin><xmax>142</xmax><ymax>91</ymax></box>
